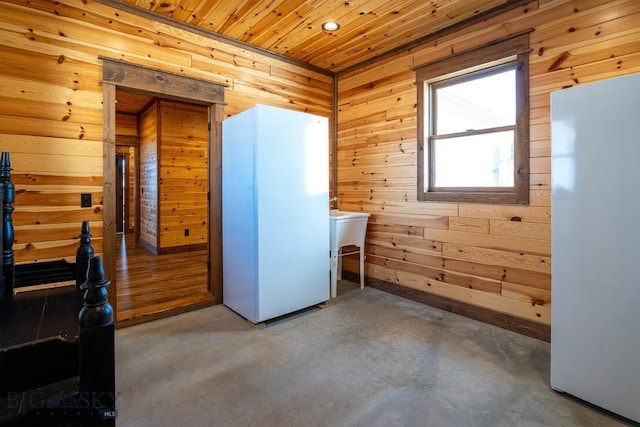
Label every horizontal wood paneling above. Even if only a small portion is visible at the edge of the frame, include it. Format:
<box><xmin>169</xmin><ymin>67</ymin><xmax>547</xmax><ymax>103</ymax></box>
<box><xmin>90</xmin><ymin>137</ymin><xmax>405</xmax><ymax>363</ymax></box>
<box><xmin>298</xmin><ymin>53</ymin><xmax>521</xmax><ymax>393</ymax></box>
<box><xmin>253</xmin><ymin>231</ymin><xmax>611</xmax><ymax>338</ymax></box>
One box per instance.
<box><xmin>337</xmin><ymin>0</ymin><xmax>640</xmax><ymax>328</ymax></box>
<box><xmin>4</xmin><ymin>0</ymin><xmax>637</xmax><ymax>334</ymax></box>
<box><xmin>0</xmin><ymin>0</ymin><xmax>332</xmax><ymax>268</ymax></box>
<box><xmin>116</xmin><ymin>113</ymin><xmax>138</xmax><ymax>136</ymax></box>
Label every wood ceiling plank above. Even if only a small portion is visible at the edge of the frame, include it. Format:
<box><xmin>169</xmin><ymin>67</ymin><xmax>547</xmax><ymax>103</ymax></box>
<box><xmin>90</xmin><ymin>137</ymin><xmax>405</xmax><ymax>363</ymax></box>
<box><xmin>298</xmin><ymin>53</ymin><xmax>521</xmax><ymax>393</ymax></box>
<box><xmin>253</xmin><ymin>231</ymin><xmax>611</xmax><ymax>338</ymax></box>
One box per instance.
<box><xmin>262</xmin><ymin>2</ymin><xmax>341</xmax><ymax>53</ymax></box>
<box><xmin>442</xmin><ymin>0</ymin><xmax>507</xmax><ymax>19</ymax></box>
<box><xmin>311</xmin><ymin>0</ymin><xmax>473</xmax><ymax>67</ymax></box>
<box><xmin>236</xmin><ymin>0</ymin><xmax>306</xmax><ymax>44</ymax></box>
<box><xmin>223</xmin><ymin>0</ymin><xmax>289</xmax><ymax>40</ymax></box>
<box><xmin>168</xmin><ymin>0</ymin><xmax>205</xmax><ymax>21</ymax></box>
<box><xmin>130</xmin><ymin>0</ymin><xmax>157</xmax><ymax>11</ymax></box>
<box><xmin>310</xmin><ymin>0</ymin><xmax>509</xmax><ymax>70</ymax></box>
<box><xmin>150</xmin><ymin>0</ymin><xmax>180</xmax><ymax>15</ymax></box>
<box><xmin>116</xmin><ymin>90</ymin><xmax>155</xmax><ymax>114</ymax></box>
<box><xmin>214</xmin><ymin>0</ymin><xmax>266</xmax><ymax>34</ymax></box>
<box><xmin>283</xmin><ymin>0</ymin><xmax>395</xmax><ymax>55</ymax></box>
<box><xmin>249</xmin><ymin>2</ymin><xmax>315</xmax><ymax>47</ymax></box>
<box><xmin>190</xmin><ymin>0</ymin><xmax>241</xmax><ymax>28</ymax></box>
<box><xmin>295</xmin><ymin>0</ymin><xmax>404</xmax><ymax>52</ymax></box>
<box><xmin>112</xmin><ymin>0</ymin><xmax>530</xmax><ymax>72</ymax></box>
<box><xmin>292</xmin><ymin>0</ymin><xmax>412</xmax><ymax>67</ymax></box>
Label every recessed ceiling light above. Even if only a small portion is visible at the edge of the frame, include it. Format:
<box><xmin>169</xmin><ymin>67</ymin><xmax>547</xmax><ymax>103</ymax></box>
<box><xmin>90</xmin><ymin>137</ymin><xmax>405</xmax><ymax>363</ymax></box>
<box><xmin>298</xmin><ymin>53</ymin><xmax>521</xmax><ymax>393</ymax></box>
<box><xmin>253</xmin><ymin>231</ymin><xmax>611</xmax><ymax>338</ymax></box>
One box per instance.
<box><xmin>322</xmin><ymin>21</ymin><xmax>340</xmax><ymax>32</ymax></box>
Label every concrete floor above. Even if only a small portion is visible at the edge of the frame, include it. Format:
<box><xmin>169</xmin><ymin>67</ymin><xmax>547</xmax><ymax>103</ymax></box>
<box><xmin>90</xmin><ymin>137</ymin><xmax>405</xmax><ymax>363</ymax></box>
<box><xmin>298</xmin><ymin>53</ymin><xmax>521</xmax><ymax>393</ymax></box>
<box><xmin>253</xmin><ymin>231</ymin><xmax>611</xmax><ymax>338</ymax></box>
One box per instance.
<box><xmin>116</xmin><ymin>281</ymin><xmax>628</xmax><ymax>426</ymax></box>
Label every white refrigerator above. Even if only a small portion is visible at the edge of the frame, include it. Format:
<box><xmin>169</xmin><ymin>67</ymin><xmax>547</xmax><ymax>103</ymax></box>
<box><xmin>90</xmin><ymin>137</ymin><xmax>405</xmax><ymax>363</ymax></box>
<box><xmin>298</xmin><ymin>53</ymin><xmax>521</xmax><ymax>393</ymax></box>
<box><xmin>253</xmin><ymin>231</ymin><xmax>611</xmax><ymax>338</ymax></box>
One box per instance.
<box><xmin>550</xmin><ymin>73</ymin><xmax>640</xmax><ymax>423</ymax></box>
<box><xmin>222</xmin><ymin>104</ymin><xmax>330</xmax><ymax>323</ymax></box>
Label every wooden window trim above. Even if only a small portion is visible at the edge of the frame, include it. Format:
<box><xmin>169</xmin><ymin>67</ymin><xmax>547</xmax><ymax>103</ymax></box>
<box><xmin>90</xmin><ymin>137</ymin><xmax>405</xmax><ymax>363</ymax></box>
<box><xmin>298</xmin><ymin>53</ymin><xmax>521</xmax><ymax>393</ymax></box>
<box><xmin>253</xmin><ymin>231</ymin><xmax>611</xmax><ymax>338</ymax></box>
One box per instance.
<box><xmin>416</xmin><ymin>32</ymin><xmax>531</xmax><ymax>205</ymax></box>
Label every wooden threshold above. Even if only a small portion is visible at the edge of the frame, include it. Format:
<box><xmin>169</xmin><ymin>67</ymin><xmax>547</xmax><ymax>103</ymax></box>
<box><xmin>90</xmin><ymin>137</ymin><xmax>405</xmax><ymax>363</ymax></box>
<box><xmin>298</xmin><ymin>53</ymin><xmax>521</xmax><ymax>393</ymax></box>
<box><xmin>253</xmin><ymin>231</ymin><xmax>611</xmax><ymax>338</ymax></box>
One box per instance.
<box><xmin>116</xmin><ymin>294</ymin><xmax>215</xmax><ymax>328</ymax></box>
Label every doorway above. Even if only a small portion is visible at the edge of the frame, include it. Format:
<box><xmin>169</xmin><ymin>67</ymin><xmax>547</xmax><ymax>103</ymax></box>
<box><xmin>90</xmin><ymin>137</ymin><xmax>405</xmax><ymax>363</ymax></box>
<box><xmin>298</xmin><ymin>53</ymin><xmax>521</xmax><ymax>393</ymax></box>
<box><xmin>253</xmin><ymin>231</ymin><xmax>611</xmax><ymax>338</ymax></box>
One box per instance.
<box><xmin>102</xmin><ymin>59</ymin><xmax>225</xmax><ymax>326</ymax></box>
<box><xmin>114</xmin><ymin>91</ymin><xmax>214</xmax><ymax>325</ymax></box>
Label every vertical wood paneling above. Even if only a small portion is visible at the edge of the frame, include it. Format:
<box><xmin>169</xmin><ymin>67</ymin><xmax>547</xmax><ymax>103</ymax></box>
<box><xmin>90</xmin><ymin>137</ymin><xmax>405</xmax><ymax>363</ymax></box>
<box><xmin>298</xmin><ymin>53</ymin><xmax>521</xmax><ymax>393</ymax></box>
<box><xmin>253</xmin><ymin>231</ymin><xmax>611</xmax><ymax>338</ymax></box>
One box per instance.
<box><xmin>337</xmin><ymin>0</ymin><xmax>640</xmax><ymax>326</ymax></box>
<box><xmin>138</xmin><ymin>102</ymin><xmax>158</xmax><ymax>252</ymax></box>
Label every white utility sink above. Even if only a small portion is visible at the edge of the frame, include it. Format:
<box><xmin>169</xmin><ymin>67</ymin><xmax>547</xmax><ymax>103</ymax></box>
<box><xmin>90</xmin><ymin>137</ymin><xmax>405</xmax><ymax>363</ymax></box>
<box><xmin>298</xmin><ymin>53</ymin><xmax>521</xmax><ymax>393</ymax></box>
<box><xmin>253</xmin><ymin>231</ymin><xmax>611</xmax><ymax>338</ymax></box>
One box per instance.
<box><xmin>329</xmin><ymin>210</ymin><xmax>370</xmax><ymax>298</ymax></box>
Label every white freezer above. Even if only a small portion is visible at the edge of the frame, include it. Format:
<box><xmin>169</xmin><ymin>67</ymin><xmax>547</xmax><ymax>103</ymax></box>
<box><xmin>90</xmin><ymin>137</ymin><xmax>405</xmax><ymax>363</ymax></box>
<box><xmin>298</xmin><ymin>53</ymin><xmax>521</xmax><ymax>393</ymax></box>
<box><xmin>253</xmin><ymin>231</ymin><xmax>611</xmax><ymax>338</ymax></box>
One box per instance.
<box><xmin>222</xmin><ymin>105</ymin><xmax>330</xmax><ymax>323</ymax></box>
<box><xmin>550</xmin><ymin>73</ymin><xmax>640</xmax><ymax>422</ymax></box>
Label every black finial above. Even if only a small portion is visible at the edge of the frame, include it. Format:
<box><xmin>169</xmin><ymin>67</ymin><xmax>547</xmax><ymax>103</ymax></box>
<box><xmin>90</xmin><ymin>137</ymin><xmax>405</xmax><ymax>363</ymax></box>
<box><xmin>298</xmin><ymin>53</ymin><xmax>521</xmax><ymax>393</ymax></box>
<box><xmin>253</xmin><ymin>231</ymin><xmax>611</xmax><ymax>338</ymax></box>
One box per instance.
<box><xmin>76</xmin><ymin>220</ymin><xmax>94</xmax><ymax>288</ymax></box>
<box><xmin>78</xmin><ymin>256</ymin><xmax>113</xmax><ymax>331</ymax></box>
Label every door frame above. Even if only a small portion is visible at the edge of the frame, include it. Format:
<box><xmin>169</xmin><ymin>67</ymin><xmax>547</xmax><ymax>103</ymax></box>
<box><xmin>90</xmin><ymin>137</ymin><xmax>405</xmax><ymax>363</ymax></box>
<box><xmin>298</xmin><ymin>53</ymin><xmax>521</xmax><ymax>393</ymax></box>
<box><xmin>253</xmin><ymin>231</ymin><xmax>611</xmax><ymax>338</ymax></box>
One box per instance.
<box><xmin>101</xmin><ymin>58</ymin><xmax>226</xmax><ymax>322</ymax></box>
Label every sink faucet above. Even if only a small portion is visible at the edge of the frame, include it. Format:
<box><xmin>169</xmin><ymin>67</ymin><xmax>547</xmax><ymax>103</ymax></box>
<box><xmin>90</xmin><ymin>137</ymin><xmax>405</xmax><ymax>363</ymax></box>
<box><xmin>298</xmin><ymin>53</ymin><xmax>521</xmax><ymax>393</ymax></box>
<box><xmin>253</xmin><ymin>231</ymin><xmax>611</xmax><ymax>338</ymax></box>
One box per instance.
<box><xmin>330</xmin><ymin>196</ymin><xmax>338</xmax><ymax>209</ymax></box>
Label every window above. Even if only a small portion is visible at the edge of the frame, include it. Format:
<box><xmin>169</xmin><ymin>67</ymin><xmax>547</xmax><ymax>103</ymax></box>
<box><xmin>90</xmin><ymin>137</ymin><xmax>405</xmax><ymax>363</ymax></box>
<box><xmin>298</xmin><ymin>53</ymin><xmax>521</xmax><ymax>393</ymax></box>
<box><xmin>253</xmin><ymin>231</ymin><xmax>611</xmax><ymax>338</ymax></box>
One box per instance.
<box><xmin>416</xmin><ymin>32</ymin><xmax>530</xmax><ymax>204</ymax></box>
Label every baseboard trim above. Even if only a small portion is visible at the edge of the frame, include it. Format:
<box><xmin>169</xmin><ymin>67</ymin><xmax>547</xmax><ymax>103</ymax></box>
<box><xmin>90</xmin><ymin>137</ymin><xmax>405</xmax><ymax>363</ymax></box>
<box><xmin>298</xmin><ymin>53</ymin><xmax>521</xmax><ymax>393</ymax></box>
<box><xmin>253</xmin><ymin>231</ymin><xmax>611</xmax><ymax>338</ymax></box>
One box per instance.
<box><xmin>342</xmin><ymin>271</ymin><xmax>550</xmax><ymax>342</ymax></box>
<box><xmin>157</xmin><ymin>243</ymin><xmax>207</xmax><ymax>255</ymax></box>
<box><xmin>137</xmin><ymin>240</ymin><xmax>206</xmax><ymax>255</ymax></box>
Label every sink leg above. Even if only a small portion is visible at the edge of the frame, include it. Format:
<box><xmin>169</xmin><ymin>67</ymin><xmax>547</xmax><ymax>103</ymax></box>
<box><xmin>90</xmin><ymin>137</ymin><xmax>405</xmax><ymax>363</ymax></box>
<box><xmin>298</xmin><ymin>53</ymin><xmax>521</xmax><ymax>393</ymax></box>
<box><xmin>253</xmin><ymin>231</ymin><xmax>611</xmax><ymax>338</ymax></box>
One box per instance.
<box><xmin>359</xmin><ymin>247</ymin><xmax>365</xmax><ymax>290</ymax></box>
<box><xmin>330</xmin><ymin>250</ymin><xmax>338</xmax><ymax>298</ymax></box>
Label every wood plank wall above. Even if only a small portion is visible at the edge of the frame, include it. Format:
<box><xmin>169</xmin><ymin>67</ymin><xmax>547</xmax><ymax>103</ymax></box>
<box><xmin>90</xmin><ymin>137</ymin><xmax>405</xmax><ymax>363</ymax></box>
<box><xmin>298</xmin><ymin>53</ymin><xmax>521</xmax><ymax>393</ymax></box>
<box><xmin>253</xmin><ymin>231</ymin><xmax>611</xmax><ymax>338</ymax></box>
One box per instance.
<box><xmin>337</xmin><ymin>0</ymin><xmax>640</xmax><ymax>328</ymax></box>
<box><xmin>117</xmin><ymin>99</ymin><xmax>209</xmax><ymax>251</ymax></box>
<box><xmin>2</xmin><ymin>0</ymin><xmax>637</xmax><ymax>333</ymax></box>
<box><xmin>116</xmin><ymin>113</ymin><xmax>138</xmax><ymax>137</ymax></box>
<box><xmin>157</xmin><ymin>100</ymin><xmax>208</xmax><ymax>250</ymax></box>
<box><xmin>139</xmin><ymin>102</ymin><xmax>159</xmax><ymax>252</ymax></box>
<box><xmin>0</xmin><ymin>0</ymin><xmax>332</xmax><ymax>265</ymax></box>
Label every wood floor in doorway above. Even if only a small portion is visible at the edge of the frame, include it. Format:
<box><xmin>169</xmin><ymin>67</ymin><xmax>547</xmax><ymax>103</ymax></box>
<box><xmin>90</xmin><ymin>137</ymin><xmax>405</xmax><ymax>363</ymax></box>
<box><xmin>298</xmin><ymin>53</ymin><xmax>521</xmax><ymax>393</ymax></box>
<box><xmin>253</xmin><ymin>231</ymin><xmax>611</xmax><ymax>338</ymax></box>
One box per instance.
<box><xmin>116</xmin><ymin>234</ymin><xmax>214</xmax><ymax>327</ymax></box>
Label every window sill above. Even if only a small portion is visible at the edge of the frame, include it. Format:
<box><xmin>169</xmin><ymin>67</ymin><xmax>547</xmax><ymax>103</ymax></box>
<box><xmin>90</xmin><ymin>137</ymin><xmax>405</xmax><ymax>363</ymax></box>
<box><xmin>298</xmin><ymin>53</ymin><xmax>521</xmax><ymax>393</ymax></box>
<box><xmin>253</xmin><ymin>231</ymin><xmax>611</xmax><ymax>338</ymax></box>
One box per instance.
<box><xmin>419</xmin><ymin>190</ymin><xmax>528</xmax><ymax>205</ymax></box>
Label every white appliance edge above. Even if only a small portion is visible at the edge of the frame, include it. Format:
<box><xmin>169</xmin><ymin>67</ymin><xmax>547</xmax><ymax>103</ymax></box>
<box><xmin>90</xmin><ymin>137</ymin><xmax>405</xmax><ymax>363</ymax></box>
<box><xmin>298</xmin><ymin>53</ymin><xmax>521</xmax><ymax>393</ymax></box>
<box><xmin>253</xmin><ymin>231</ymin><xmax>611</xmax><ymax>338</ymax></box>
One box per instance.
<box><xmin>550</xmin><ymin>73</ymin><xmax>640</xmax><ymax>422</ymax></box>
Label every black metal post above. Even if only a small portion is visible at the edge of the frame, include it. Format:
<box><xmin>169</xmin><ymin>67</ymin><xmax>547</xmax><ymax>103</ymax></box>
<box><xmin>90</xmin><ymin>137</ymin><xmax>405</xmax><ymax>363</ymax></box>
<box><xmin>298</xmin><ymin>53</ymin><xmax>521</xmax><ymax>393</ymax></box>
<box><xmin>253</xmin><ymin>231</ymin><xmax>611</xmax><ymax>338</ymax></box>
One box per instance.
<box><xmin>1</xmin><ymin>152</ymin><xmax>15</xmax><ymax>300</ymax></box>
<box><xmin>78</xmin><ymin>256</ymin><xmax>116</xmax><ymax>424</ymax></box>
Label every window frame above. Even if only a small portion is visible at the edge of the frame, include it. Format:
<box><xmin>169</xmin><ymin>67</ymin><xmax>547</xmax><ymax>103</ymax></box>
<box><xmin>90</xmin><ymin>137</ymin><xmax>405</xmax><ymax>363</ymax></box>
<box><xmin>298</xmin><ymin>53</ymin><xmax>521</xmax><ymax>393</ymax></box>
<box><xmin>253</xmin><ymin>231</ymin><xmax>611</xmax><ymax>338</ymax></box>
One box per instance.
<box><xmin>416</xmin><ymin>32</ymin><xmax>531</xmax><ymax>204</ymax></box>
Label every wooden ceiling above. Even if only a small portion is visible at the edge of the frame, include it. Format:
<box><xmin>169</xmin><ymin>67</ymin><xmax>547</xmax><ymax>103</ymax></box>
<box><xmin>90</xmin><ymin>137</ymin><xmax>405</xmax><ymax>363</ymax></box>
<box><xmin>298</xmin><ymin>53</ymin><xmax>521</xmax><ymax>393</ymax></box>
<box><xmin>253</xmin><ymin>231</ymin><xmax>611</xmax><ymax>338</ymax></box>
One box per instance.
<box><xmin>116</xmin><ymin>90</ymin><xmax>155</xmax><ymax>114</ymax></box>
<box><xmin>112</xmin><ymin>0</ymin><xmax>518</xmax><ymax>73</ymax></box>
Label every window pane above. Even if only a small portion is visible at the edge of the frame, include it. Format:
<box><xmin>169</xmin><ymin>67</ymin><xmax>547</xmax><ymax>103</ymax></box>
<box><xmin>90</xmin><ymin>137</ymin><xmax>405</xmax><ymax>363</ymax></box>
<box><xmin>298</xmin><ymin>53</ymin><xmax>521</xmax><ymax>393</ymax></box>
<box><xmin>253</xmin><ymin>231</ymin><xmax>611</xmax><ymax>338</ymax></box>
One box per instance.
<box><xmin>433</xmin><ymin>131</ymin><xmax>514</xmax><ymax>187</ymax></box>
<box><xmin>435</xmin><ymin>69</ymin><xmax>515</xmax><ymax>135</ymax></box>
